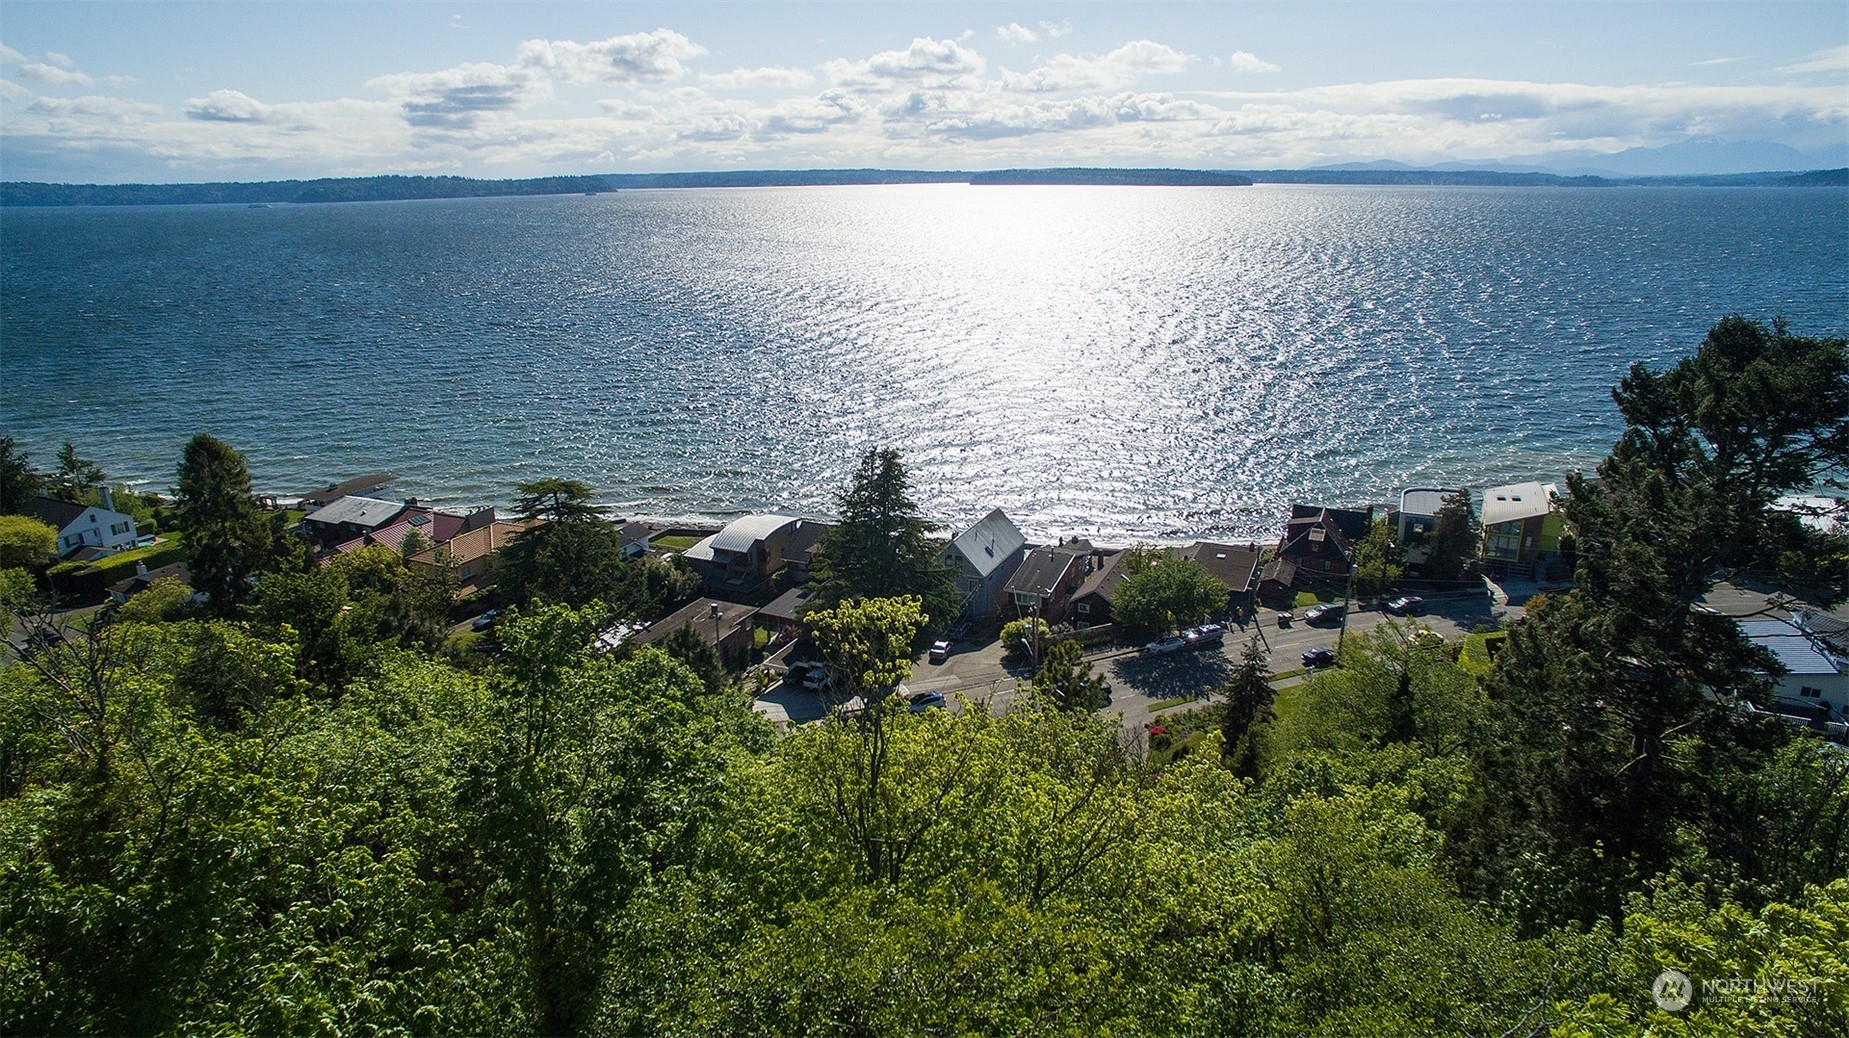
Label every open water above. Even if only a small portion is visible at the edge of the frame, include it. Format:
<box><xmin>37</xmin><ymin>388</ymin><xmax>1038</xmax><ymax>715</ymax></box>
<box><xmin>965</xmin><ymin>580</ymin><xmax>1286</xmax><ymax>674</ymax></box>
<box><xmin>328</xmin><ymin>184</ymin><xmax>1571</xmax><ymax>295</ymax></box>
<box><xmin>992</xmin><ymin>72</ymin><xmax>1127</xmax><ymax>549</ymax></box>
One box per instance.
<box><xmin>2</xmin><ymin>184</ymin><xmax>1845</xmax><ymax>541</ymax></box>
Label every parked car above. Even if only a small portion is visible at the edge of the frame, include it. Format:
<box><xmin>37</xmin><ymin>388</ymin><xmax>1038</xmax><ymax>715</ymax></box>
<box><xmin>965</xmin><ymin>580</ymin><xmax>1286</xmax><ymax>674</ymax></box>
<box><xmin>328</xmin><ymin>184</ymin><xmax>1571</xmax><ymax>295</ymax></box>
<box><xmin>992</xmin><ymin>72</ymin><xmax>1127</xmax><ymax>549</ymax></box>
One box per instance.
<box><xmin>1184</xmin><ymin>623</ymin><xmax>1226</xmax><ymax>650</ymax></box>
<box><xmin>904</xmin><ymin>689</ymin><xmax>948</xmax><ymax>712</ymax></box>
<box><xmin>1143</xmin><ymin>635</ymin><xmax>1187</xmax><ymax>656</ymax></box>
<box><xmin>1302</xmin><ymin>603</ymin><xmax>1345</xmax><ymax>625</ymax></box>
<box><xmin>929</xmin><ymin>639</ymin><xmax>951</xmax><ymax>663</ymax></box>
<box><xmin>471</xmin><ymin>608</ymin><xmax>501</xmax><ymax>631</ymax></box>
<box><xmin>1301</xmin><ymin>646</ymin><xmax>1338</xmax><ymax>669</ymax></box>
<box><xmin>1385</xmin><ymin>596</ymin><xmax>1426</xmax><ymax>616</ymax></box>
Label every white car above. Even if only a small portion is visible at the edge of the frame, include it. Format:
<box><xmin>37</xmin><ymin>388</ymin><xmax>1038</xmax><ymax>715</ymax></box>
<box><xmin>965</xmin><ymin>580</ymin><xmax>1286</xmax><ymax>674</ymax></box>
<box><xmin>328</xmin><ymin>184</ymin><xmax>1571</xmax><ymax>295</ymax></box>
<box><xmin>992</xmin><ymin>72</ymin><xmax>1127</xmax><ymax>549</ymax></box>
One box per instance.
<box><xmin>928</xmin><ymin>640</ymin><xmax>951</xmax><ymax>663</ymax></box>
<box><xmin>1143</xmin><ymin>635</ymin><xmax>1186</xmax><ymax>655</ymax></box>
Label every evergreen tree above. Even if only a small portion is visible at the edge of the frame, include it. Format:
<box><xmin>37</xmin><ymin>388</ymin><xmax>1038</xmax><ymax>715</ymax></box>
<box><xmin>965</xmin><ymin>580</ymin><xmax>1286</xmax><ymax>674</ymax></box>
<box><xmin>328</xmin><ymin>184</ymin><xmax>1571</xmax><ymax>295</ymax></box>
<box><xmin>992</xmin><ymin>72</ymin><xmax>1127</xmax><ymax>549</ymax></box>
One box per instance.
<box><xmin>0</xmin><ymin>437</ymin><xmax>43</xmax><ymax>514</ymax></box>
<box><xmin>1424</xmin><ymin>489</ymin><xmax>1479</xmax><ymax>583</ymax></box>
<box><xmin>497</xmin><ymin>478</ymin><xmax>636</xmax><ymax>609</ymax></box>
<box><xmin>173</xmin><ymin>434</ymin><xmax>271</xmax><ymax>614</ymax></box>
<box><xmin>1351</xmin><ymin>517</ymin><xmax>1403</xmax><ymax>599</ymax></box>
<box><xmin>50</xmin><ymin>441</ymin><xmax>105</xmax><ymax>503</ymax></box>
<box><xmin>806</xmin><ymin>448</ymin><xmax>958</xmax><ymax>631</ymax></box>
<box><xmin>1220</xmin><ymin>634</ymin><xmax>1275</xmax><ymax>777</ymax></box>
<box><xmin>1032</xmin><ymin>639</ymin><xmax>1110</xmax><ymax>712</ymax></box>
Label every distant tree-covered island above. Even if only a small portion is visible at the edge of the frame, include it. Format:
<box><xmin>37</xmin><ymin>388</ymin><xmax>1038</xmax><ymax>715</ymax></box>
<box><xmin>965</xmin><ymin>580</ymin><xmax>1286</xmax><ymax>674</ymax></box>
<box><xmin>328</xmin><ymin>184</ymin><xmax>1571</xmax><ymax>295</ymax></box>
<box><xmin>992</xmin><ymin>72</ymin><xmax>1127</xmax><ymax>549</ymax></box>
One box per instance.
<box><xmin>4</xmin><ymin>165</ymin><xmax>1843</xmax><ymax>207</ymax></box>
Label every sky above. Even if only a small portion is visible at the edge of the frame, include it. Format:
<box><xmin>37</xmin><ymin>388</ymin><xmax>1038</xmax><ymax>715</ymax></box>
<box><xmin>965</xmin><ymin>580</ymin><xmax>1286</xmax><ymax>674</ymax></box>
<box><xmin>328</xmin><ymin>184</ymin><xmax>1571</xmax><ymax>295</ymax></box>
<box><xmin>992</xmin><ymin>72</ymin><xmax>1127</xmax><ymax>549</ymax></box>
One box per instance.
<box><xmin>1</xmin><ymin>1</ymin><xmax>1845</xmax><ymax>183</ymax></box>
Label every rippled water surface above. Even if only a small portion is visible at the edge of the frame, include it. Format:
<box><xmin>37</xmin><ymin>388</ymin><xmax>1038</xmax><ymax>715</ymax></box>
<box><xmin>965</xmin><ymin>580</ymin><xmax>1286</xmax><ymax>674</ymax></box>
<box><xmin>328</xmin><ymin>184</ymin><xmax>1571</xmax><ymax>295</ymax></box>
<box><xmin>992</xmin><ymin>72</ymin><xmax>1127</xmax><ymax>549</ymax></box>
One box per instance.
<box><xmin>4</xmin><ymin>185</ymin><xmax>1845</xmax><ymax>540</ymax></box>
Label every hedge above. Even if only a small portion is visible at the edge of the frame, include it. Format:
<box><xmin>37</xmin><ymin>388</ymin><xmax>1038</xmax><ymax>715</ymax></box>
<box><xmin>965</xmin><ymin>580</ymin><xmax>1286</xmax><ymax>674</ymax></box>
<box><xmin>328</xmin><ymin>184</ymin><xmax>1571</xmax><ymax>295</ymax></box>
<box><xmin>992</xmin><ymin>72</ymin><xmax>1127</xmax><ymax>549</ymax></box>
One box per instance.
<box><xmin>47</xmin><ymin>536</ymin><xmax>189</xmax><ymax>601</ymax></box>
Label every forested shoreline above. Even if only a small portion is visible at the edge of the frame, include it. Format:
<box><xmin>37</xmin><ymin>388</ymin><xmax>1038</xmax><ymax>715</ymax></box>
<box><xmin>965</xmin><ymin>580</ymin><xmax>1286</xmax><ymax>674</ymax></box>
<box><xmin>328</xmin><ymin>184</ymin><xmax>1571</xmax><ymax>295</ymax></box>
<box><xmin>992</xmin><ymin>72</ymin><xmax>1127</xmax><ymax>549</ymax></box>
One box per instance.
<box><xmin>2</xmin><ymin>167</ymin><xmax>1841</xmax><ymax>207</ymax></box>
<box><xmin>1</xmin><ymin>315</ymin><xmax>1846</xmax><ymax>1036</ymax></box>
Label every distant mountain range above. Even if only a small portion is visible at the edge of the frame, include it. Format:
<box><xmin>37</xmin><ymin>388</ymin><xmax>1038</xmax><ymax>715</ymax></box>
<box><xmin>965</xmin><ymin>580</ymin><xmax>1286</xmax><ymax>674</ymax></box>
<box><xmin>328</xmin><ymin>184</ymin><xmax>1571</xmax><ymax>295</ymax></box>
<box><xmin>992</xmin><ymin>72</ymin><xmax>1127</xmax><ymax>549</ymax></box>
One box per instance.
<box><xmin>3</xmin><ymin>162</ymin><xmax>1844</xmax><ymax>207</ymax></box>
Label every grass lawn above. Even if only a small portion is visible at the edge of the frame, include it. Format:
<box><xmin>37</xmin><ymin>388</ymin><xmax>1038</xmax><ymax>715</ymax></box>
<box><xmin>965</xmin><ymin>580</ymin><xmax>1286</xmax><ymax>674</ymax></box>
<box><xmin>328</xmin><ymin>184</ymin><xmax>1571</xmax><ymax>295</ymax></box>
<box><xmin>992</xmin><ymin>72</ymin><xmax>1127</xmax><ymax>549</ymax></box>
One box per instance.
<box><xmin>1147</xmin><ymin>694</ymin><xmax>1200</xmax><ymax>711</ymax></box>
<box><xmin>1292</xmin><ymin>589</ymin><xmax>1338</xmax><ymax>608</ymax></box>
<box><xmin>651</xmin><ymin>534</ymin><xmax>703</xmax><ymax>552</ymax></box>
<box><xmin>1459</xmin><ymin>631</ymin><xmax>1508</xmax><ymax>676</ymax></box>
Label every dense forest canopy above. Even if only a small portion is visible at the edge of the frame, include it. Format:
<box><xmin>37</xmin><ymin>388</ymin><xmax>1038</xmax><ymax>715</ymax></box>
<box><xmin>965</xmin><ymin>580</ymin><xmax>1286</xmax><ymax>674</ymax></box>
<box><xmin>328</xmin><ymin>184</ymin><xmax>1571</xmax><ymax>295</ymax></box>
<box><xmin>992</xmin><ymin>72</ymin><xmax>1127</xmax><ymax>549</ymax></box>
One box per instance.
<box><xmin>1</xmin><ymin>317</ymin><xmax>1846</xmax><ymax>1035</ymax></box>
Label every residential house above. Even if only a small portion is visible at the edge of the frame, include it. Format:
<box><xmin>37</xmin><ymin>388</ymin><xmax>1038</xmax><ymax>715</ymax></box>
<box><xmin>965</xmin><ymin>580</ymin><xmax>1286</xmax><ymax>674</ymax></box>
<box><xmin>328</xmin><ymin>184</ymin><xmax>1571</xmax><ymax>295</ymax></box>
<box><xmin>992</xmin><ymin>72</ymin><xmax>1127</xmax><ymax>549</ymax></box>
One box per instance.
<box><xmin>1481</xmin><ymin>481</ymin><xmax>1563</xmax><ymax>568</ymax></box>
<box><xmin>107</xmin><ymin>562</ymin><xmax>204</xmax><ymax>606</ymax></box>
<box><xmin>329</xmin><ymin>505</ymin><xmax>484</xmax><ymax>557</ymax></box>
<box><xmin>1003</xmin><ymin>542</ymin><xmax>1091</xmax><ymax>624</ymax></box>
<box><xmin>682</xmin><ymin>514</ymin><xmax>807</xmax><ymax>594</ymax></box>
<box><xmin>1178</xmin><ymin>541</ymin><xmax>1263</xmax><ymax>611</ymax></box>
<box><xmin>1740</xmin><ymin>617</ymin><xmax>1847</xmax><ymax>719</ymax></box>
<box><xmin>1276</xmin><ymin>504</ymin><xmax>1374</xmax><ymax>578</ymax></box>
<box><xmin>1069</xmin><ymin>549</ymin><xmax>1131</xmax><ymax>626</ymax></box>
<box><xmin>406</xmin><ymin>518</ymin><xmax>535</xmax><ymax>594</ymax></box>
<box><xmin>1396</xmin><ymin>487</ymin><xmax>1461</xmax><ymax>567</ymax></box>
<box><xmin>25</xmin><ymin>495</ymin><xmax>140</xmax><ymax>557</ymax></box>
<box><xmin>778</xmin><ymin>518</ymin><xmax>831</xmax><ymax>584</ymax></box>
<box><xmin>303</xmin><ymin>495</ymin><xmax>410</xmax><ymax>551</ymax></box>
<box><xmin>1256</xmin><ymin>556</ymin><xmax>1298</xmax><ymax>606</ymax></box>
<box><xmin>940</xmin><ymin>509</ymin><xmax>1027</xmax><ymax>619</ymax></box>
<box><xmin>630</xmin><ymin>597</ymin><xmax>760</xmax><ymax>668</ymax></box>
<box><xmin>616</xmin><ymin>521</ymin><xmax>653</xmax><ymax>559</ymax></box>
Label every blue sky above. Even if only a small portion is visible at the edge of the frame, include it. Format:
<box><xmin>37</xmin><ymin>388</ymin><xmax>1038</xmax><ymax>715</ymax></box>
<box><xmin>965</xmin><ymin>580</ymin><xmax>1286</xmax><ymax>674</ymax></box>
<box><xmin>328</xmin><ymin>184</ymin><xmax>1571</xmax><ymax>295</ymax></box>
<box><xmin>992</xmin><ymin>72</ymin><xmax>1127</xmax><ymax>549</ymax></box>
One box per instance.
<box><xmin>2</xmin><ymin>1</ymin><xmax>1844</xmax><ymax>182</ymax></box>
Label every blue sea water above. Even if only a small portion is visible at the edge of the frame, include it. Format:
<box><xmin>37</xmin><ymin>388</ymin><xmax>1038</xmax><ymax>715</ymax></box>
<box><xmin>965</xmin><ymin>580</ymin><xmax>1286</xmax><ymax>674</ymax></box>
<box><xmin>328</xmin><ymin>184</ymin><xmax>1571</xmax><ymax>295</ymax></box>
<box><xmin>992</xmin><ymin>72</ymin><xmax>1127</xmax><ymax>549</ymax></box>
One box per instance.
<box><xmin>2</xmin><ymin>184</ymin><xmax>1845</xmax><ymax>541</ymax></box>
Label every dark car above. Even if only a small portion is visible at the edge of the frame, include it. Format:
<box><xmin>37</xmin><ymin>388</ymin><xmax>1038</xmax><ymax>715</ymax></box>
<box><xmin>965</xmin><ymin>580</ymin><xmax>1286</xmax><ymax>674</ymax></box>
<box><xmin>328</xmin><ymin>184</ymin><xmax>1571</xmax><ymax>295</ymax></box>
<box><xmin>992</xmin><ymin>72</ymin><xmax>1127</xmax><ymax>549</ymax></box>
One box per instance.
<box><xmin>1385</xmin><ymin>596</ymin><xmax>1426</xmax><ymax>616</ymax></box>
<box><xmin>1302</xmin><ymin>603</ymin><xmax>1345</xmax><ymax>625</ymax></box>
<box><xmin>471</xmin><ymin>608</ymin><xmax>501</xmax><ymax>631</ymax></box>
<box><xmin>1301</xmin><ymin>646</ymin><xmax>1338</xmax><ymax>669</ymax></box>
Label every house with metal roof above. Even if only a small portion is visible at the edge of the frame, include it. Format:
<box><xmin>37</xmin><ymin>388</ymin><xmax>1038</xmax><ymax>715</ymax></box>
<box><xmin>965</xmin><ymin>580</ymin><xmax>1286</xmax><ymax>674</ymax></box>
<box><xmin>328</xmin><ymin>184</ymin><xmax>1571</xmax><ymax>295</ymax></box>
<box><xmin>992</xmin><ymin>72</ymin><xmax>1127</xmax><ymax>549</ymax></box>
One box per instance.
<box><xmin>303</xmin><ymin>495</ymin><xmax>410</xmax><ymax>550</ymax></box>
<box><xmin>1741</xmin><ymin>617</ymin><xmax>1847</xmax><ymax>718</ymax></box>
<box><xmin>682</xmin><ymin>514</ymin><xmax>808</xmax><ymax>594</ymax></box>
<box><xmin>1396</xmin><ymin>487</ymin><xmax>1462</xmax><ymax>566</ymax></box>
<box><xmin>940</xmin><ymin>508</ymin><xmax>1027</xmax><ymax>618</ymax></box>
<box><xmin>1481</xmin><ymin>482</ymin><xmax>1562</xmax><ymax>568</ymax></box>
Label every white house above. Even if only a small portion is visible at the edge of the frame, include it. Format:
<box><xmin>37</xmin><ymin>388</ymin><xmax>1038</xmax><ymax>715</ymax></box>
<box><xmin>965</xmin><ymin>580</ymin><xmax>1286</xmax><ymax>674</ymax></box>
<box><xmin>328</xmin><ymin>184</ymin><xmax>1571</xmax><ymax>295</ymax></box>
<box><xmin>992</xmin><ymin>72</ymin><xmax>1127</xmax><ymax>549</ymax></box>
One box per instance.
<box><xmin>1740</xmin><ymin>617</ymin><xmax>1848</xmax><ymax>719</ymax></box>
<box><xmin>25</xmin><ymin>495</ymin><xmax>140</xmax><ymax>557</ymax></box>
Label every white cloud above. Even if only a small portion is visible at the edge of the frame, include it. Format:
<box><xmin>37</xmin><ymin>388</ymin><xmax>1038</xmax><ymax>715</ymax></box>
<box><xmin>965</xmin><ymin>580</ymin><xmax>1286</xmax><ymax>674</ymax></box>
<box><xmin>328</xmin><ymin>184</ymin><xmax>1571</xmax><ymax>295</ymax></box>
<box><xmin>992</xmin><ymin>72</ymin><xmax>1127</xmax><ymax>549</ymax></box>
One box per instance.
<box><xmin>756</xmin><ymin>89</ymin><xmax>872</xmax><ymax>137</ymax></box>
<box><xmin>678</xmin><ymin>113</ymin><xmax>749</xmax><ymax>142</ymax></box>
<box><xmin>1778</xmin><ymin>44</ymin><xmax>1849</xmax><ymax>74</ymax></box>
<box><xmin>369</xmin><ymin>63</ymin><xmax>548</xmax><ymax>128</ymax></box>
<box><xmin>826</xmin><ymin>37</ymin><xmax>986</xmax><ymax>88</ymax></box>
<box><xmin>1690</xmin><ymin>56</ymin><xmax>1745</xmax><ymax>67</ymax></box>
<box><xmin>0</xmin><ymin>44</ymin><xmax>27</xmax><ymax>65</ymax></box>
<box><xmin>1041</xmin><ymin>21</ymin><xmax>1073</xmax><ymax>39</ymax></box>
<box><xmin>516</xmin><ymin>29</ymin><xmax>705</xmax><ymax>84</ymax></box>
<box><xmin>17</xmin><ymin>61</ymin><xmax>93</xmax><ymax>87</ymax></box>
<box><xmin>1001</xmin><ymin>40</ymin><xmax>1191</xmax><ymax>92</ymax></box>
<box><xmin>1228</xmin><ymin>50</ymin><xmax>1280</xmax><ymax>74</ymax></box>
<box><xmin>996</xmin><ymin>23</ymin><xmax>1038</xmax><ymax>45</ymax></box>
<box><xmin>701</xmin><ymin>66</ymin><xmax>814</xmax><ymax>90</ymax></box>
<box><xmin>0</xmin><ymin>78</ymin><xmax>32</xmax><ymax>102</ymax></box>
<box><xmin>184</xmin><ymin>89</ymin><xmax>271</xmax><ymax>123</ymax></box>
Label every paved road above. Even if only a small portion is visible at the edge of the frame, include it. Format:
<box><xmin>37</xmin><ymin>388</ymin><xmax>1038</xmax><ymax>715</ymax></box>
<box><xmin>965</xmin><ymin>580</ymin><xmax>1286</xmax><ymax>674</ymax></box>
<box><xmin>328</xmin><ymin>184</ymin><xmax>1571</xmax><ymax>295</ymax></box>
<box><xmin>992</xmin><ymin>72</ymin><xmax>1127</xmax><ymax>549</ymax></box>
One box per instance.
<box><xmin>754</xmin><ymin>583</ymin><xmax>1515</xmax><ymax>729</ymax></box>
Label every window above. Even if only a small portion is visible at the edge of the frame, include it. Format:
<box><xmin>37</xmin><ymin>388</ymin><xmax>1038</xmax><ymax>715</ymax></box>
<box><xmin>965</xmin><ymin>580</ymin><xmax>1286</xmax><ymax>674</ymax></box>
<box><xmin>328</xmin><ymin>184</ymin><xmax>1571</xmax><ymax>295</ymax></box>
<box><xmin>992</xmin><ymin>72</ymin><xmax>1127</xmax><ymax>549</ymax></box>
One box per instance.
<box><xmin>111</xmin><ymin>521</ymin><xmax>130</xmax><ymax>535</ymax></box>
<box><xmin>1075</xmin><ymin>603</ymin><xmax>1091</xmax><ymax>616</ymax></box>
<box><xmin>1800</xmin><ymin>686</ymin><xmax>1823</xmax><ymax>699</ymax></box>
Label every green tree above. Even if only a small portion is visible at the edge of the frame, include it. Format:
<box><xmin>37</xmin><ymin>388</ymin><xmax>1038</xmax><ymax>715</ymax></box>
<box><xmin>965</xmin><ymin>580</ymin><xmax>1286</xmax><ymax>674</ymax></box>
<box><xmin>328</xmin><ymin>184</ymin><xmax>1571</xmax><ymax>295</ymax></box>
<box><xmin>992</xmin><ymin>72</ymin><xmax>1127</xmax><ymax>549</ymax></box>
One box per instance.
<box><xmin>803</xmin><ymin>595</ymin><xmax>926</xmax><ymax>701</ymax></box>
<box><xmin>173</xmin><ymin>434</ymin><xmax>271</xmax><ymax>614</ymax></box>
<box><xmin>1032</xmin><ymin>638</ymin><xmax>1109</xmax><ymax>712</ymax></box>
<box><xmin>1460</xmin><ymin>316</ymin><xmax>1849</xmax><ymax>928</ymax></box>
<box><xmin>1424</xmin><ymin>489</ymin><xmax>1480</xmax><ymax>583</ymax></box>
<box><xmin>50</xmin><ymin>441</ymin><xmax>106</xmax><ymax>503</ymax></box>
<box><xmin>0</xmin><ymin>515</ymin><xmax>58</xmax><ymax>570</ymax></box>
<box><xmin>496</xmin><ymin>478</ymin><xmax>635</xmax><ymax>609</ymax></box>
<box><xmin>0</xmin><ymin>436</ymin><xmax>43</xmax><ymax>514</ymax></box>
<box><xmin>656</xmin><ymin>622</ymin><xmax>728</xmax><ymax>695</ymax></box>
<box><xmin>806</xmin><ymin>448</ymin><xmax>958</xmax><ymax>631</ymax></box>
<box><xmin>1352</xmin><ymin>517</ymin><xmax>1403</xmax><ymax>599</ymax></box>
<box><xmin>1221</xmin><ymin>634</ymin><xmax>1275</xmax><ymax>777</ymax></box>
<box><xmin>1111</xmin><ymin>554</ymin><xmax>1230</xmax><ymax>634</ymax></box>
